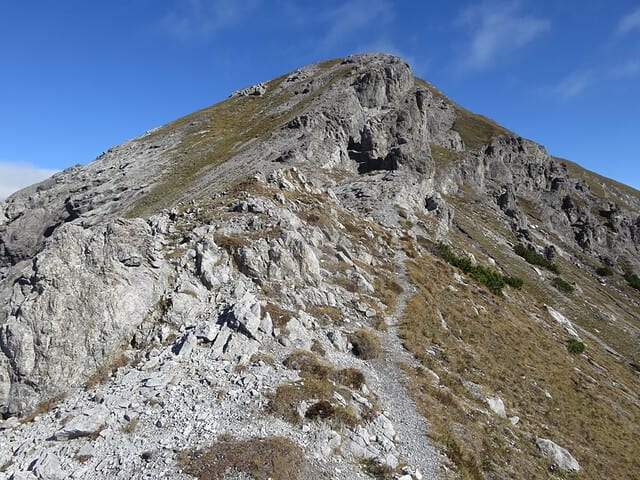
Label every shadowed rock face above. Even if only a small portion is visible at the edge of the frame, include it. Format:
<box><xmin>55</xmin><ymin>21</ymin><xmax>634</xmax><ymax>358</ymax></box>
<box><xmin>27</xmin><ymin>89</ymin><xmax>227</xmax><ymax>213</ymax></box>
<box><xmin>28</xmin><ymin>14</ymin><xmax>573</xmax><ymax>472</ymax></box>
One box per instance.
<box><xmin>0</xmin><ymin>53</ymin><xmax>638</xmax><ymax>480</ymax></box>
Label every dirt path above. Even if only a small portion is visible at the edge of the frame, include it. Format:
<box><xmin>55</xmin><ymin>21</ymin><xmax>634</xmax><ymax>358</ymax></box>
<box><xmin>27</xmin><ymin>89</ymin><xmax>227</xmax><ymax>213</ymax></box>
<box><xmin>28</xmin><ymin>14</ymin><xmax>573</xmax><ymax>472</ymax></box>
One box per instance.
<box><xmin>368</xmin><ymin>245</ymin><xmax>443</xmax><ymax>479</ymax></box>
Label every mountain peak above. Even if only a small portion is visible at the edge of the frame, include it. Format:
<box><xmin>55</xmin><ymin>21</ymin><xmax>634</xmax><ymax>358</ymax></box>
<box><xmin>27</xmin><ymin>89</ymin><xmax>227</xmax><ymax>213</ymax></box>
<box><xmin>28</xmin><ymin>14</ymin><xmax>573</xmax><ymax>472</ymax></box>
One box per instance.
<box><xmin>1</xmin><ymin>55</ymin><xmax>639</xmax><ymax>479</ymax></box>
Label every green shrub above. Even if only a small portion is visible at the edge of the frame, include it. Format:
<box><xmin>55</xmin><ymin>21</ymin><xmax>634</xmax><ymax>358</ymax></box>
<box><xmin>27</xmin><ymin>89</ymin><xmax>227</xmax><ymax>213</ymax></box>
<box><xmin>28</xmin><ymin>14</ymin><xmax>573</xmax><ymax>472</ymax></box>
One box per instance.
<box><xmin>624</xmin><ymin>272</ymin><xmax>640</xmax><ymax>291</ymax></box>
<box><xmin>567</xmin><ymin>340</ymin><xmax>585</xmax><ymax>354</ymax></box>
<box><xmin>596</xmin><ymin>266</ymin><xmax>614</xmax><ymax>276</ymax></box>
<box><xmin>503</xmin><ymin>276</ymin><xmax>524</xmax><ymax>289</ymax></box>
<box><xmin>553</xmin><ymin>276</ymin><xmax>574</xmax><ymax>294</ymax></box>
<box><xmin>514</xmin><ymin>244</ymin><xmax>560</xmax><ymax>274</ymax></box>
<box><xmin>437</xmin><ymin>243</ymin><xmax>522</xmax><ymax>295</ymax></box>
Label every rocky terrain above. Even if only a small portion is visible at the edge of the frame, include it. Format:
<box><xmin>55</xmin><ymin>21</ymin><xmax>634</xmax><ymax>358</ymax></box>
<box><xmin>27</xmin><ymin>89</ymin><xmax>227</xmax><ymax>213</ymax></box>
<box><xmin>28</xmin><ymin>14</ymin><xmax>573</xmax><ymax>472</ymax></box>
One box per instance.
<box><xmin>0</xmin><ymin>54</ymin><xmax>639</xmax><ymax>479</ymax></box>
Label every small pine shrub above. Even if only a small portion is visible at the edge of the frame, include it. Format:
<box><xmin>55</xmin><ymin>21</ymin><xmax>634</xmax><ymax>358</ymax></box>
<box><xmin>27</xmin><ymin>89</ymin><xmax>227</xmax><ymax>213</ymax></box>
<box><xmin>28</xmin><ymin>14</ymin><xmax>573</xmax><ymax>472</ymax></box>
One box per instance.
<box><xmin>596</xmin><ymin>265</ymin><xmax>614</xmax><ymax>276</ymax></box>
<box><xmin>503</xmin><ymin>276</ymin><xmax>524</xmax><ymax>289</ymax></box>
<box><xmin>514</xmin><ymin>244</ymin><xmax>560</xmax><ymax>274</ymax></box>
<box><xmin>553</xmin><ymin>276</ymin><xmax>574</xmax><ymax>294</ymax></box>
<box><xmin>624</xmin><ymin>272</ymin><xmax>640</xmax><ymax>291</ymax></box>
<box><xmin>437</xmin><ymin>243</ymin><xmax>522</xmax><ymax>295</ymax></box>
<box><xmin>567</xmin><ymin>339</ymin><xmax>585</xmax><ymax>354</ymax></box>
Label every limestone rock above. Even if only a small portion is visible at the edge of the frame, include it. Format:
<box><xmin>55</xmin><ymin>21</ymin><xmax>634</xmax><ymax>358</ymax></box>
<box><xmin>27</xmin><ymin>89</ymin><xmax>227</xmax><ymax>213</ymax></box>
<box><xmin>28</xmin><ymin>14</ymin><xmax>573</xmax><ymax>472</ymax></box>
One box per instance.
<box><xmin>536</xmin><ymin>437</ymin><xmax>580</xmax><ymax>472</ymax></box>
<box><xmin>0</xmin><ymin>219</ymin><xmax>171</xmax><ymax>416</ymax></box>
<box><xmin>52</xmin><ymin>405</ymin><xmax>110</xmax><ymax>440</ymax></box>
<box><xmin>486</xmin><ymin>396</ymin><xmax>506</xmax><ymax>418</ymax></box>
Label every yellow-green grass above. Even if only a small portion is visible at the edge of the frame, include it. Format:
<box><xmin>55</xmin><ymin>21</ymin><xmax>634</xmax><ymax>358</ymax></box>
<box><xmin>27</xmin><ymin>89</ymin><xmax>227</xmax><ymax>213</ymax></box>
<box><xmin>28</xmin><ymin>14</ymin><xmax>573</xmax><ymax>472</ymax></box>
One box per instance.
<box><xmin>399</xmin><ymin>247</ymin><xmax>640</xmax><ymax>479</ymax></box>
<box><xmin>127</xmin><ymin>59</ymin><xmax>348</xmax><ymax>217</ymax></box>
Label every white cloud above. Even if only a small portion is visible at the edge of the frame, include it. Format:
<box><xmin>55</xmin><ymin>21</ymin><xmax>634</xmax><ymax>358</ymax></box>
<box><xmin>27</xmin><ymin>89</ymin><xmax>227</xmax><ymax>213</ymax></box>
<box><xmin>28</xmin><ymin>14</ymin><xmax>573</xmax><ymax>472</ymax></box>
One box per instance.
<box><xmin>553</xmin><ymin>71</ymin><xmax>595</xmax><ymax>99</ymax></box>
<box><xmin>616</xmin><ymin>7</ymin><xmax>640</xmax><ymax>35</ymax></box>
<box><xmin>609</xmin><ymin>59</ymin><xmax>640</xmax><ymax>78</ymax></box>
<box><xmin>318</xmin><ymin>0</ymin><xmax>392</xmax><ymax>52</ymax></box>
<box><xmin>160</xmin><ymin>0</ymin><xmax>261</xmax><ymax>40</ymax></box>
<box><xmin>553</xmin><ymin>58</ymin><xmax>640</xmax><ymax>100</ymax></box>
<box><xmin>0</xmin><ymin>162</ymin><xmax>58</xmax><ymax>200</ymax></box>
<box><xmin>456</xmin><ymin>1</ymin><xmax>550</xmax><ymax>71</ymax></box>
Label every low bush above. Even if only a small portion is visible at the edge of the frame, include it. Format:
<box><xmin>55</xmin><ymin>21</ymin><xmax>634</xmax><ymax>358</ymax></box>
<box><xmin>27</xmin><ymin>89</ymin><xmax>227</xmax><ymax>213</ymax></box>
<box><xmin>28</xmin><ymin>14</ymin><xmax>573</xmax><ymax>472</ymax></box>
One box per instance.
<box><xmin>514</xmin><ymin>244</ymin><xmax>560</xmax><ymax>274</ymax></box>
<box><xmin>567</xmin><ymin>340</ymin><xmax>585</xmax><ymax>354</ymax></box>
<box><xmin>438</xmin><ymin>244</ymin><xmax>522</xmax><ymax>295</ymax></box>
<box><xmin>596</xmin><ymin>265</ymin><xmax>614</xmax><ymax>276</ymax></box>
<box><xmin>349</xmin><ymin>328</ymin><xmax>382</xmax><ymax>360</ymax></box>
<box><xmin>503</xmin><ymin>275</ymin><xmax>524</xmax><ymax>289</ymax></box>
<box><xmin>178</xmin><ymin>436</ymin><xmax>307</xmax><ymax>480</ymax></box>
<box><xmin>553</xmin><ymin>276</ymin><xmax>574</xmax><ymax>294</ymax></box>
<box><xmin>624</xmin><ymin>272</ymin><xmax>640</xmax><ymax>291</ymax></box>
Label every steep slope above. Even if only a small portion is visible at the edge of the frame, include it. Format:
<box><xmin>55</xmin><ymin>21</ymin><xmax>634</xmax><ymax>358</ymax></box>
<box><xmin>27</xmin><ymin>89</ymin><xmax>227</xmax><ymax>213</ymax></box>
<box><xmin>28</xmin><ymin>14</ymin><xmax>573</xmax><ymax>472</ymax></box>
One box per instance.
<box><xmin>0</xmin><ymin>54</ymin><xmax>639</xmax><ymax>479</ymax></box>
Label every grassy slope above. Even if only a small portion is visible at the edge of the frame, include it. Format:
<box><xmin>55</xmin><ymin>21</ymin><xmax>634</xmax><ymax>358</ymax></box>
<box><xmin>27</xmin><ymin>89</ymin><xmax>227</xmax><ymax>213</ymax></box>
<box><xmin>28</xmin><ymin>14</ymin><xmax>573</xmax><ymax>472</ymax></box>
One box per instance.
<box><xmin>399</xmin><ymin>232</ymin><xmax>640</xmax><ymax>479</ymax></box>
<box><xmin>126</xmin><ymin>59</ymin><xmax>347</xmax><ymax>217</ymax></box>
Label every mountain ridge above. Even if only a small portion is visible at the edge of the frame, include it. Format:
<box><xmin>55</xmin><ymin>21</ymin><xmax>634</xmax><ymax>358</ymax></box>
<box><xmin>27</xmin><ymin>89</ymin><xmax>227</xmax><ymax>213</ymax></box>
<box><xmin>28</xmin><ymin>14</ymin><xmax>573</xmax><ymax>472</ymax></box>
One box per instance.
<box><xmin>0</xmin><ymin>53</ymin><xmax>638</xmax><ymax>480</ymax></box>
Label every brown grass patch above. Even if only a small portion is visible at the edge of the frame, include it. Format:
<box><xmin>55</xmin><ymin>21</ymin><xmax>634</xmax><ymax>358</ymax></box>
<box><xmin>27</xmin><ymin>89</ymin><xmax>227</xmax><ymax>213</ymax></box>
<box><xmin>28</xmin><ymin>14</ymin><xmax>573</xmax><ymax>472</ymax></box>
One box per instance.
<box><xmin>84</xmin><ymin>350</ymin><xmax>132</xmax><ymax>390</ymax></box>
<box><xmin>283</xmin><ymin>349</ymin><xmax>333</xmax><ymax>379</ymax></box>
<box><xmin>332</xmin><ymin>367</ymin><xmax>366</xmax><ymax>389</ymax></box>
<box><xmin>401</xmin><ymin>253</ymin><xmax>640</xmax><ymax>479</ymax></box>
<box><xmin>178</xmin><ymin>436</ymin><xmax>308</xmax><ymax>480</ymax></box>
<box><xmin>349</xmin><ymin>328</ymin><xmax>382</xmax><ymax>360</ymax></box>
<box><xmin>19</xmin><ymin>392</ymin><xmax>66</xmax><ymax>424</ymax></box>
<box><xmin>373</xmin><ymin>271</ymin><xmax>404</xmax><ymax>311</ymax></box>
<box><xmin>262</xmin><ymin>303</ymin><xmax>294</xmax><ymax>329</ymax></box>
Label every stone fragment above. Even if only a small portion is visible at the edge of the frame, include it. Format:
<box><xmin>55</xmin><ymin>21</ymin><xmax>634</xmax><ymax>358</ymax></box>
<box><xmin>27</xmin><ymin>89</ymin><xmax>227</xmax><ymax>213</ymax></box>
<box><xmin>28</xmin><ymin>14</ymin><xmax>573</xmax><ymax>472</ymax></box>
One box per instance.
<box><xmin>194</xmin><ymin>321</ymin><xmax>219</xmax><ymax>342</ymax></box>
<box><xmin>486</xmin><ymin>396</ymin><xmax>506</xmax><ymax>418</ymax></box>
<box><xmin>52</xmin><ymin>406</ymin><xmax>109</xmax><ymax>440</ymax></box>
<box><xmin>173</xmin><ymin>331</ymin><xmax>197</xmax><ymax>357</ymax></box>
<box><xmin>536</xmin><ymin>437</ymin><xmax>580</xmax><ymax>472</ymax></box>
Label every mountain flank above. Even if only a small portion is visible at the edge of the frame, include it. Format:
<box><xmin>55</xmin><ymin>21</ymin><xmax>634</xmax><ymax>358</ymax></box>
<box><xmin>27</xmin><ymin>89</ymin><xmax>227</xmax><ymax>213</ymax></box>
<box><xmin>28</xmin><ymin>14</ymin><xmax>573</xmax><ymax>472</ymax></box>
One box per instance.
<box><xmin>0</xmin><ymin>53</ymin><xmax>639</xmax><ymax>479</ymax></box>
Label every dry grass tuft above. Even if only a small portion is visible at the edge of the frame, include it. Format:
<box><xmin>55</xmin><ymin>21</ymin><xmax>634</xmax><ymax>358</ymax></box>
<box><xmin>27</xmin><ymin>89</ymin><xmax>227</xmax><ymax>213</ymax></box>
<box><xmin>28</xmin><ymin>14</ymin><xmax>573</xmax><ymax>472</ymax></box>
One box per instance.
<box><xmin>373</xmin><ymin>272</ymin><xmax>404</xmax><ymax>311</ymax></box>
<box><xmin>283</xmin><ymin>349</ymin><xmax>333</xmax><ymax>379</ymax></box>
<box><xmin>19</xmin><ymin>393</ymin><xmax>66</xmax><ymax>424</ymax></box>
<box><xmin>349</xmin><ymin>328</ymin><xmax>382</xmax><ymax>360</ymax></box>
<box><xmin>262</xmin><ymin>303</ymin><xmax>294</xmax><ymax>329</ymax></box>
<box><xmin>272</xmin><ymin>350</ymin><xmax>370</xmax><ymax>427</ymax></box>
<box><xmin>178</xmin><ymin>436</ymin><xmax>308</xmax><ymax>480</ymax></box>
<box><xmin>332</xmin><ymin>367</ymin><xmax>366</xmax><ymax>389</ymax></box>
<box><xmin>84</xmin><ymin>350</ymin><xmax>132</xmax><ymax>390</ymax></box>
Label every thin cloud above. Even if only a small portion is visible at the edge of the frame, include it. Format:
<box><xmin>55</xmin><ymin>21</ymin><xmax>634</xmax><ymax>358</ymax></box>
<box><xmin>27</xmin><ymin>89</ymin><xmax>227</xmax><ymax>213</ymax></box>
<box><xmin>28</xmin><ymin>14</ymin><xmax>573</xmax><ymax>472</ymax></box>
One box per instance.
<box><xmin>553</xmin><ymin>59</ymin><xmax>639</xmax><ymax>100</ymax></box>
<box><xmin>615</xmin><ymin>7</ymin><xmax>640</xmax><ymax>36</ymax></box>
<box><xmin>456</xmin><ymin>1</ymin><xmax>550</xmax><ymax>71</ymax></box>
<box><xmin>553</xmin><ymin>71</ymin><xmax>595</xmax><ymax>99</ymax></box>
<box><xmin>160</xmin><ymin>0</ymin><xmax>261</xmax><ymax>40</ymax></box>
<box><xmin>318</xmin><ymin>0</ymin><xmax>392</xmax><ymax>52</ymax></box>
<box><xmin>0</xmin><ymin>162</ymin><xmax>58</xmax><ymax>200</ymax></box>
<box><xmin>609</xmin><ymin>59</ymin><xmax>640</xmax><ymax>78</ymax></box>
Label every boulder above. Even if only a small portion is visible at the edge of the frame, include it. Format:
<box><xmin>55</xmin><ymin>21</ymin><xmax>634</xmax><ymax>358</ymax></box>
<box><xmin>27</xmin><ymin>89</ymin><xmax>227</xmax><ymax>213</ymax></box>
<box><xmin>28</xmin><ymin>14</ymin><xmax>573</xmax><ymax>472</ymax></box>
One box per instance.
<box><xmin>536</xmin><ymin>437</ymin><xmax>580</xmax><ymax>472</ymax></box>
<box><xmin>52</xmin><ymin>405</ymin><xmax>110</xmax><ymax>440</ymax></box>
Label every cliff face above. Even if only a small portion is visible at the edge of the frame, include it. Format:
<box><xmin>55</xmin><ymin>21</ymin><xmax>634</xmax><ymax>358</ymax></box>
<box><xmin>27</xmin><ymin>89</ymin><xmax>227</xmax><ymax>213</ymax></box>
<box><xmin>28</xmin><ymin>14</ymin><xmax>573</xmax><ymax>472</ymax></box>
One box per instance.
<box><xmin>0</xmin><ymin>54</ymin><xmax>639</xmax><ymax>480</ymax></box>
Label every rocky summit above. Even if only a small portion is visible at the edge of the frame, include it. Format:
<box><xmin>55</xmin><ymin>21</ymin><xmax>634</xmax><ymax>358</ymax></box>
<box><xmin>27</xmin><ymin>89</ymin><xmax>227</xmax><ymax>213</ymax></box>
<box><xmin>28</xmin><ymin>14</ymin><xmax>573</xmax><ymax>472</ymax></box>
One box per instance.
<box><xmin>0</xmin><ymin>53</ymin><xmax>639</xmax><ymax>480</ymax></box>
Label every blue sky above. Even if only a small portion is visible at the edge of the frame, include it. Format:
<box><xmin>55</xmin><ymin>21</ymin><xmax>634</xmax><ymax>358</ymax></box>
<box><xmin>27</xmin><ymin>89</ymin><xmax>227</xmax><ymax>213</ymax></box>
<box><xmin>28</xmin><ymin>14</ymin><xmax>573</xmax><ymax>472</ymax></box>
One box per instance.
<box><xmin>1</xmin><ymin>0</ymin><xmax>639</xmax><ymax>198</ymax></box>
